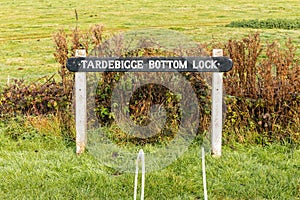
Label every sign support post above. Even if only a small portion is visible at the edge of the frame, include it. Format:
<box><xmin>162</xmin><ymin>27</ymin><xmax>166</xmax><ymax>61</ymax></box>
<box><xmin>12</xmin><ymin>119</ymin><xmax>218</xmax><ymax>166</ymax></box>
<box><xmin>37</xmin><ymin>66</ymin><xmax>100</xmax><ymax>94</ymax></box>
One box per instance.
<box><xmin>211</xmin><ymin>49</ymin><xmax>224</xmax><ymax>156</ymax></box>
<box><xmin>75</xmin><ymin>49</ymin><xmax>87</xmax><ymax>154</ymax></box>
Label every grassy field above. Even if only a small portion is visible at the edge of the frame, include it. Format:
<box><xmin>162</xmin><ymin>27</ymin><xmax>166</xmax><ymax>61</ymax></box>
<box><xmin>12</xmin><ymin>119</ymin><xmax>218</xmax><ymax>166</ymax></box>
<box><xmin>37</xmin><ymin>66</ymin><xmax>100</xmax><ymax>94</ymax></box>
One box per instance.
<box><xmin>0</xmin><ymin>0</ymin><xmax>300</xmax><ymax>199</ymax></box>
<box><xmin>0</xmin><ymin>0</ymin><xmax>299</xmax><ymax>84</ymax></box>
<box><xmin>0</xmin><ymin>127</ymin><xmax>299</xmax><ymax>199</ymax></box>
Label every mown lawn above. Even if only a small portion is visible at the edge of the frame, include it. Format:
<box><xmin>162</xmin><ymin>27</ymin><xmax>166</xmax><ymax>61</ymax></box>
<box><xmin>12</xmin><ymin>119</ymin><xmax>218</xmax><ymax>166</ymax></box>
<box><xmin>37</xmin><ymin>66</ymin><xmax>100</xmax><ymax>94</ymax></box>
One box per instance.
<box><xmin>0</xmin><ymin>130</ymin><xmax>299</xmax><ymax>199</ymax></box>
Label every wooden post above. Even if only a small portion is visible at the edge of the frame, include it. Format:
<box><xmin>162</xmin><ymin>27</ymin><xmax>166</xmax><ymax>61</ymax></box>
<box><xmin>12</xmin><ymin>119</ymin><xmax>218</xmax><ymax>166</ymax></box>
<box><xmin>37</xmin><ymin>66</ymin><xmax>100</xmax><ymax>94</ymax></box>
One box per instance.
<box><xmin>75</xmin><ymin>49</ymin><xmax>87</xmax><ymax>154</ymax></box>
<box><xmin>211</xmin><ymin>49</ymin><xmax>223</xmax><ymax>156</ymax></box>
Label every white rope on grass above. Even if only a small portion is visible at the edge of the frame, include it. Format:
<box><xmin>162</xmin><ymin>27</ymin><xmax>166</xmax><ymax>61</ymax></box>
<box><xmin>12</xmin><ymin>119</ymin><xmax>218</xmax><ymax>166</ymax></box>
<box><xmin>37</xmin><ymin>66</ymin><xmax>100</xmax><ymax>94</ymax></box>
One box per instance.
<box><xmin>134</xmin><ymin>149</ymin><xmax>145</xmax><ymax>200</ymax></box>
<box><xmin>202</xmin><ymin>146</ymin><xmax>208</xmax><ymax>200</ymax></box>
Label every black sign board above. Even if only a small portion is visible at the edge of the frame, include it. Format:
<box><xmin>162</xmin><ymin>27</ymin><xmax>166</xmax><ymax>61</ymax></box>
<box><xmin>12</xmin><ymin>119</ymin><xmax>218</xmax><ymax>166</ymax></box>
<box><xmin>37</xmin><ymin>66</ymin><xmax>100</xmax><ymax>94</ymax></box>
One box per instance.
<box><xmin>66</xmin><ymin>57</ymin><xmax>233</xmax><ymax>72</ymax></box>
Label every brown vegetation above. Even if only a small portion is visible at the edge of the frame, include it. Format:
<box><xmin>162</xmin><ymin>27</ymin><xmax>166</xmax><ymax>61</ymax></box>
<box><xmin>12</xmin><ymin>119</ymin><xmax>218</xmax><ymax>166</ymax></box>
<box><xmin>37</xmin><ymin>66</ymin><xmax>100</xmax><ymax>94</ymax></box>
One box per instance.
<box><xmin>0</xmin><ymin>27</ymin><xmax>298</xmax><ymax>144</ymax></box>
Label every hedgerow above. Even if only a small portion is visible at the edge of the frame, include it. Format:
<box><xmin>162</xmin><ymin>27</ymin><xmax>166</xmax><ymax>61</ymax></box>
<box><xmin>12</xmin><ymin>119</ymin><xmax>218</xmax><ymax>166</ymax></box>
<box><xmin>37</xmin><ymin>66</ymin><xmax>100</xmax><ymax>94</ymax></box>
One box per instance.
<box><xmin>225</xmin><ymin>18</ymin><xmax>300</xmax><ymax>30</ymax></box>
<box><xmin>0</xmin><ymin>25</ymin><xmax>299</xmax><ymax>144</ymax></box>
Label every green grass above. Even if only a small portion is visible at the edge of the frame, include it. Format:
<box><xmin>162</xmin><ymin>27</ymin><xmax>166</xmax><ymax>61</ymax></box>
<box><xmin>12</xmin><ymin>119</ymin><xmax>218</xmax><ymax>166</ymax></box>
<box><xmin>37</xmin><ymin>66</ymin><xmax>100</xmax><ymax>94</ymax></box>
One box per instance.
<box><xmin>0</xmin><ymin>1</ymin><xmax>300</xmax><ymax>199</ymax></box>
<box><xmin>0</xmin><ymin>0</ymin><xmax>299</xmax><ymax>85</ymax></box>
<box><xmin>0</xmin><ymin>120</ymin><xmax>299</xmax><ymax>199</ymax></box>
<box><xmin>0</xmin><ymin>129</ymin><xmax>299</xmax><ymax>199</ymax></box>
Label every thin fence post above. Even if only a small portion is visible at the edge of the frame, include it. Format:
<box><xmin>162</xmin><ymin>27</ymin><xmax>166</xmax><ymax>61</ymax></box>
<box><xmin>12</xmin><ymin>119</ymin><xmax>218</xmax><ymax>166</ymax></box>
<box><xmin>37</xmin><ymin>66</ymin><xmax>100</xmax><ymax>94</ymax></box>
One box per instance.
<box><xmin>211</xmin><ymin>49</ymin><xmax>223</xmax><ymax>156</ymax></box>
<box><xmin>75</xmin><ymin>49</ymin><xmax>87</xmax><ymax>154</ymax></box>
<box><xmin>134</xmin><ymin>149</ymin><xmax>145</xmax><ymax>200</ymax></box>
<box><xmin>202</xmin><ymin>147</ymin><xmax>208</xmax><ymax>200</ymax></box>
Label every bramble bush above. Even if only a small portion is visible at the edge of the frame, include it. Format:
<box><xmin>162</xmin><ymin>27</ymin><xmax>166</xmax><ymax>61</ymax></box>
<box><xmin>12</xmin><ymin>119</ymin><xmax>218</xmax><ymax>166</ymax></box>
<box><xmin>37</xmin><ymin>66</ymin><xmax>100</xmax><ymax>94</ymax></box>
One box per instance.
<box><xmin>0</xmin><ymin>78</ymin><xmax>75</xmax><ymax>139</ymax></box>
<box><xmin>91</xmin><ymin>39</ymin><xmax>211</xmax><ymax>144</ymax></box>
<box><xmin>0</xmin><ymin>78</ymin><xmax>69</xmax><ymax>116</ymax></box>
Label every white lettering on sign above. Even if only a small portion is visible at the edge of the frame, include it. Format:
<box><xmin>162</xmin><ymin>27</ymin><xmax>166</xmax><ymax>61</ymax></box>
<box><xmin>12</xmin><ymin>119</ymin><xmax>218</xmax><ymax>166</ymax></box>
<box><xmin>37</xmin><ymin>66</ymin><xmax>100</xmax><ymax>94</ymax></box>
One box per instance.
<box><xmin>95</xmin><ymin>60</ymin><xmax>101</xmax><ymax>68</ymax></box>
<box><xmin>192</xmin><ymin>60</ymin><xmax>218</xmax><ymax>69</ymax></box>
<box><xmin>81</xmin><ymin>60</ymin><xmax>88</xmax><ymax>68</ymax></box>
<box><xmin>149</xmin><ymin>60</ymin><xmax>187</xmax><ymax>69</ymax></box>
<box><xmin>80</xmin><ymin>60</ymin><xmax>144</xmax><ymax>69</ymax></box>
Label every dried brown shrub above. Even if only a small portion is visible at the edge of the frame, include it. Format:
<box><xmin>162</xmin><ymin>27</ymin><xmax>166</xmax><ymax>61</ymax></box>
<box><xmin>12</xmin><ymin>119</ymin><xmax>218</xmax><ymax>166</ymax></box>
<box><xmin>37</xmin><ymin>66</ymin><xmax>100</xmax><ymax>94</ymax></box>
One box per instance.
<box><xmin>222</xmin><ymin>33</ymin><xmax>299</xmax><ymax>143</ymax></box>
